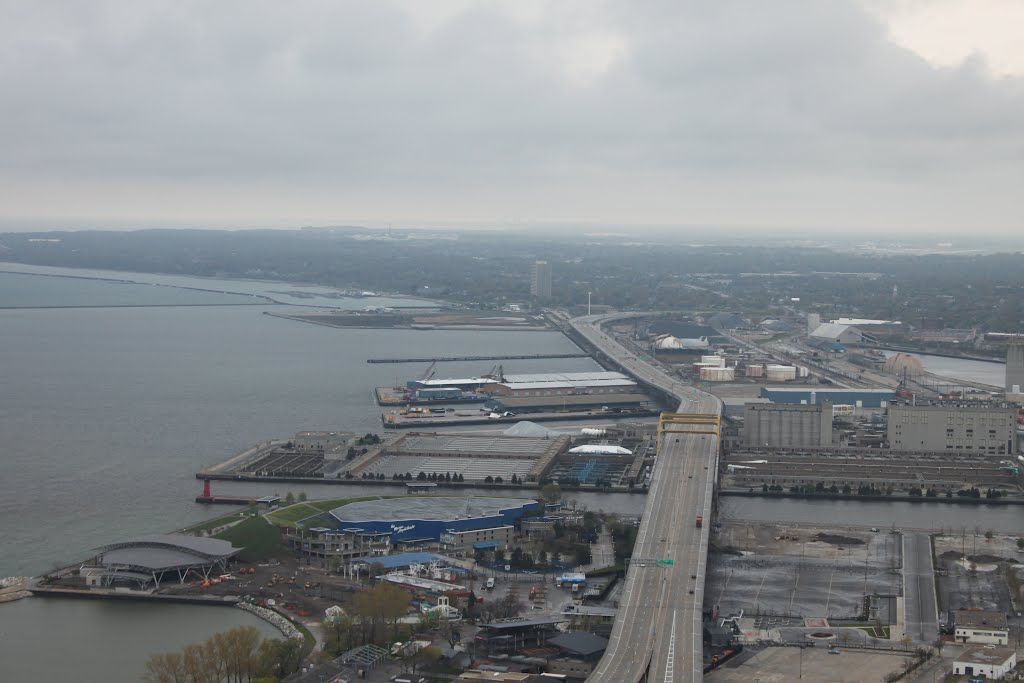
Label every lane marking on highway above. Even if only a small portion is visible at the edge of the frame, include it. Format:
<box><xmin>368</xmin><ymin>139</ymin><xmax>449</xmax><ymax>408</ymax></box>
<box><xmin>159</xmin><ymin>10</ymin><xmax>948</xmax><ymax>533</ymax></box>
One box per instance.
<box><xmin>664</xmin><ymin>609</ymin><xmax>677</xmax><ymax>683</ymax></box>
<box><xmin>824</xmin><ymin>567</ymin><xmax>836</xmax><ymax>616</ymax></box>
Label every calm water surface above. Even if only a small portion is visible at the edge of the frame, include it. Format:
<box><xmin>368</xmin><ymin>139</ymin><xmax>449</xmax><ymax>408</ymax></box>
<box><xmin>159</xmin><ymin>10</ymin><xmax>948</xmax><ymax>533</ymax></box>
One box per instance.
<box><xmin>0</xmin><ymin>598</ymin><xmax>279</xmax><ymax>683</ymax></box>
<box><xmin>883</xmin><ymin>349</ymin><xmax>1005</xmax><ymax>387</ymax></box>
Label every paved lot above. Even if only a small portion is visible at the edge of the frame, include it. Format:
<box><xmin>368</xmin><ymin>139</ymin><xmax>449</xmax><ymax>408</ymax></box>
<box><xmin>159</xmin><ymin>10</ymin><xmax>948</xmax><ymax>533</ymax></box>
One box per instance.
<box><xmin>708</xmin><ymin>527</ymin><xmax>901</xmax><ymax>621</ymax></box>
<box><xmin>933</xmin><ymin>533</ymin><xmax>1019</xmax><ymax>614</ymax></box>
<box><xmin>706</xmin><ymin>646</ymin><xmax>911</xmax><ymax>683</ymax></box>
<box><xmin>902</xmin><ymin>533</ymin><xmax>939</xmax><ymax>644</ymax></box>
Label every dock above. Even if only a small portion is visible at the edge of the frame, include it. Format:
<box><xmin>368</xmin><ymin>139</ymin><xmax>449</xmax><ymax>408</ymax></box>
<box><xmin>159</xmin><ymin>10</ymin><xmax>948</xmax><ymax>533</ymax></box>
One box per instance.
<box><xmin>381</xmin><ymin>407</ymin><xmax>658</xmax><ymax>429</ymax></box>
<box><xmin>367</xmin><ymin>353</ymin><xmax>589</xmax><ymax>363</ymax></box>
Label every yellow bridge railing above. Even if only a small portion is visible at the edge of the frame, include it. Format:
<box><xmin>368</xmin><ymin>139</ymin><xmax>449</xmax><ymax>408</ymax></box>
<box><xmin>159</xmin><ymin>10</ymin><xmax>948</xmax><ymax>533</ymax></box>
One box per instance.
<box><xmin>657</xmin><ymin>412</ymin><xmax>721</xmax><ymax>450</ymax></box>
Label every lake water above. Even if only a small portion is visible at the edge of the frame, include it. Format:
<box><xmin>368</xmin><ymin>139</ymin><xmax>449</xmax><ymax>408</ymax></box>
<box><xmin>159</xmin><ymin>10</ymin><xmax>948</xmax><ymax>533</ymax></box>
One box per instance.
<box><xmin>883</xmin><ymin>349</ymin><xmax>1005</xmax><ymax>388</ymax></box>
<box><xmin>0</xmin><ymin>598</ymin><xmax>280</xmax><ymax>683</ymax></box>
<box><xmin>719</xmin><ymin>496</ymin><xmax>1023</xmax><ymax>534</ymax></box>
<box><xmin>0</xmin><ymin>262</ymin><xmax>436</xmax><ymax>308</ymax></box>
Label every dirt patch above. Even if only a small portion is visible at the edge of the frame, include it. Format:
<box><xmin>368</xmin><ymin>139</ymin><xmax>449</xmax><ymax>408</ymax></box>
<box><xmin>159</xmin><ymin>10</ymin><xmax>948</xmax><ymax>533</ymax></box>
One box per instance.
<box><xmin>968</xmin><ymin>554</ymin><xmax>1008</xmax><ymax>564</ymax></box>
<box><xmin>814</xmin><ymin>533</ymin><xmax>864</xmax><ymax>546</ymax></box>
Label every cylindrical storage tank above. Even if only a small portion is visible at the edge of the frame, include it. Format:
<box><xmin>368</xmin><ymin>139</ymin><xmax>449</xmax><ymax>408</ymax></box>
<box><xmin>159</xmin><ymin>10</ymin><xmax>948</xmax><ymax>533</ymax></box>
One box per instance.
<box><xmin>765</xmin><ymin>364</ymin><xmax>797</xmax><ymax>381</ymax></box>
<box><xmin>745</xmin><ymin>365</ymin><xmax>764</xmax><ymax>378</ymax></box>
<box><xmin>798</xmin><ymin>366</ymin><xmax>810</xmax><ymax>378</ymax></box>
<box><xmin>700</xmin><ymin>366</ymin><xmax>735</xmax><ymax>382</ymax></box>
<box><xmin>700</xmin><ymin>355</ymin><xmax>725</xmax><ymax>367</ymax></box>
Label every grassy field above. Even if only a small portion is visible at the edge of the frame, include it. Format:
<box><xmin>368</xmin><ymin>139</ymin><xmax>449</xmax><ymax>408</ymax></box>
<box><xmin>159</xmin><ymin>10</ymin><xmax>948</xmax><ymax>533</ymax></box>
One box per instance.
<box><xmin>213</xmin><ymin>517</ymin><xmax>290</xmax><ymax>562</ymax></box>
<box><xmin>182</xmin><ymin>510</ymin><xmax>252</xmax><ymax>535</ymax></box>
<box><xmin>264</xmin><ymin>495</ymin><xmax>402</xmax><ymax>528</ymax></box>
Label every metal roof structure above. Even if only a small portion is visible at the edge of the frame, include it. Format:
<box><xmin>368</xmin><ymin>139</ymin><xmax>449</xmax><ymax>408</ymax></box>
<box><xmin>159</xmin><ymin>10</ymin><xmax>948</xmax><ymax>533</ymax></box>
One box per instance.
<box><xmin>549</xmin><ymin>631</ymin><xmax>610</xmax><ymax>657</ymax></box>
<box><xmin>495</xmin><ymin>378</ymin><xmax>637</xmax><ymax>390</ymax></box>
<box><xmin>416</xmin><ymin>371</ymin><xmax>630</xmax><ymax>388</ymax></box>
<box><xmin>478</xmin><ymin>617</ymin><xmax>568</xmax><ymax>631</ymax></box>
<box><xmin>87</xmin><ymin>534</ymin><xmax>240</xmax><ymax>589</ymax></box>
<box><xmin>808</xmin><ymin>322</ymin><xmax>863</xmax><ymax>341</ymax></box>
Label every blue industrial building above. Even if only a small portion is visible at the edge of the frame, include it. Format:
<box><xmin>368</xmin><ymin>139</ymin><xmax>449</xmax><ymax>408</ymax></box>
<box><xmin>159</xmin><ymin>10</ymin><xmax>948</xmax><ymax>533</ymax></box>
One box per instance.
<box><xmin>329</xmin><ymin>496</ymin><xmax>538</xmax><ymax>545</ymax></box>
<box><xmin>415</xmin><ymin>387</ymin><xmax>466</xmax><ymax>400</ymax></box>
<box><xmin>760</xmin><ymin>387</ymin><xmax>895</xmax><ymax>408</ymax></box>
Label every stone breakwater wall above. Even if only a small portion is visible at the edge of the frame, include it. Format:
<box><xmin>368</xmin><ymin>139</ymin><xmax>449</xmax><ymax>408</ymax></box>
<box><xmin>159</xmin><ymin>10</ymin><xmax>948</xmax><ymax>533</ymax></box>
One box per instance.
<box><xmin>0</xmin><ymin>577</ymin><xmax>32</xmax><ymax>604</ymax></box>
<box><xmin>237</xmin><ymin>602</ymin><xmax>302</xmax><ymax>639</ymax></box>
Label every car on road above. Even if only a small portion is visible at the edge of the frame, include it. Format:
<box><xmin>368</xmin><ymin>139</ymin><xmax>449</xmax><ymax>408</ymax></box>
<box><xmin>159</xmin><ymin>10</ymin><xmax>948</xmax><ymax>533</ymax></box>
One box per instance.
<box><xmin>870</xmin><ymin>527</ymin><xmax>879</xmax><ymax>532</ymax></box>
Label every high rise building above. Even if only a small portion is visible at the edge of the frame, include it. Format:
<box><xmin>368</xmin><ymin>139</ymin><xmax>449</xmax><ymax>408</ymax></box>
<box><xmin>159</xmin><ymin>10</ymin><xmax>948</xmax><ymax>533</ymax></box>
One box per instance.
<box><xmin>1007</xmin><ymin>341</ymin><xmax>1024</xmax><ymax>397</ymax></box>
<box><xmin>531</xmin><ymin>260</ymin><xmax>552</xmax><ymax>299</ymax></box>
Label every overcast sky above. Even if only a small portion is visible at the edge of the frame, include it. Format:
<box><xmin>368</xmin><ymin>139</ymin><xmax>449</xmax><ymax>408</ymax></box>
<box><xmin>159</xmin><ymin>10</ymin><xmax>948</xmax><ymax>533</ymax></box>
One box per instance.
<box><xmin>1</xmin><ymin>0</ymin><xmax>1022</xmax><ymax>234</ymax></box>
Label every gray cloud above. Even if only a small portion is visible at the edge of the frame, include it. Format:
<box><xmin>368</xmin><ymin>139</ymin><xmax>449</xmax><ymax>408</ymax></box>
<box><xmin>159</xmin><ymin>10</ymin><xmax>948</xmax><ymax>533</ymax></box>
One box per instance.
<box><xmin>0</xmin><ymin>0</ymin><xmax>1022</xmax><ymax>231</ymax></box>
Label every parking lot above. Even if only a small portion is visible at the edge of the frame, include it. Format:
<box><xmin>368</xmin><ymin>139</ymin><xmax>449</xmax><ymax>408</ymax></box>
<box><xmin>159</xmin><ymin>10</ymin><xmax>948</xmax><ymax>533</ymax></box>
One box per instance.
<box><xmin>934</xmin><ymin>532</ymin><xmax>1019</xmax><ymax>614</ymax></box>
<box><xmin>708</xmin><ymin>524</ymin><xmax>901</xmax><ymax>621</ymax></box>
<box><xmin>706</xmin><ymin>645</ymin><xmax>912</xmax><ymax>682</ymax></box>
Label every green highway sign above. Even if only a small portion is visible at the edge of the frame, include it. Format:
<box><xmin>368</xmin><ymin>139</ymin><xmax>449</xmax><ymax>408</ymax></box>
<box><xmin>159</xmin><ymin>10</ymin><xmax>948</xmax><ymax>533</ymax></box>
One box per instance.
<box><xmin>657</xmin><ymin>559</ymin><xmax>674</xmax><ymax>566</ymax></box>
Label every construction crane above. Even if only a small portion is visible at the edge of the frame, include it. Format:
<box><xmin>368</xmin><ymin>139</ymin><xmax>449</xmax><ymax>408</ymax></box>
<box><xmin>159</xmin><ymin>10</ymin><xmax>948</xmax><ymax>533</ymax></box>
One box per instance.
<box><xmin>419</xmin><ymin>361</ymin><xmax>437</xmax><ymax>383</ymax></box>
<box><xmin>483</xmin><ymin>364</ymin><xmax>505</xmax><ymax>382</ymax></box>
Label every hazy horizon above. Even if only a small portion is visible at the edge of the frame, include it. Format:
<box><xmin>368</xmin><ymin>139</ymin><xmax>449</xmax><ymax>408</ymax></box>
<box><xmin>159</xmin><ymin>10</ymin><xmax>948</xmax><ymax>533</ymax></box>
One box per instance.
<box><xmin>2</xmin><ymin>1</ymin><xmax>1022</xmax><ymax>234</ymax></box>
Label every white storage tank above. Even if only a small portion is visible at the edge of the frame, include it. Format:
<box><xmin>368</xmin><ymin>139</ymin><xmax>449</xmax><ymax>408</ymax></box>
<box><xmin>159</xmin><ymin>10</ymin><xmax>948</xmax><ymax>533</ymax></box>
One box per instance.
<box><xmin>700</xmin><ymin>366</ymin><xmax>735</xmax><ymax>382</ymax></box>
<box><xmin>798</xmin><ymin>366</ymin><xmax>810</xmax><ymax>378</ymax></box>
<box><xmin>700</xmin><ymin>355</ymin><xmax>725</xmax><ymax>367</ymax></box>
<box><xmin>765</xmin><ymin>364</ymin><xmax>797</xmax><ymax>381</ymax></box>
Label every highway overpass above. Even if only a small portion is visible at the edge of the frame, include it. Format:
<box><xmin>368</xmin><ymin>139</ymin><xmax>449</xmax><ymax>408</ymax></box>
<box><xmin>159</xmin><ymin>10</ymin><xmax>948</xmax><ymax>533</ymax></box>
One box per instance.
<box><xmin>571</xmin><ymin>314</ymin><xmax>722</xmax><ymax>683</ymax></box>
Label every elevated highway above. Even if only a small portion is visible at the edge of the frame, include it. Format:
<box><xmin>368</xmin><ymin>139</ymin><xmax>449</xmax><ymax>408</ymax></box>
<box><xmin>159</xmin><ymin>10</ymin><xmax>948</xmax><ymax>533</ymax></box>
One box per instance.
<box><xmin>571</xmin><ymin>314</ymin><xmax>721</xmax><ymax>683</ymax></box>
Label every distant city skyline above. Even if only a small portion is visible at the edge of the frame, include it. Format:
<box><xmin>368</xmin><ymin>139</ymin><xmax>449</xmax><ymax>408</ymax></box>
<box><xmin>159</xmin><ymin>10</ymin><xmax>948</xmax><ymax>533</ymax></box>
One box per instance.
<box><xmin>1</xmin><ymin>1</ymin><xmax>1022</xmax><ymax>233</ymax></box>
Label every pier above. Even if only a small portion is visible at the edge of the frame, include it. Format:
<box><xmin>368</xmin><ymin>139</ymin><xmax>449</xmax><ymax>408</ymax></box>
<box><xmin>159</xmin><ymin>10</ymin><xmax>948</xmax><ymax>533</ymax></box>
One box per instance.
<box><xmin>366</xmin><ymin>353</ymin><xmax>589</xmax><ymax>363</ymax></box>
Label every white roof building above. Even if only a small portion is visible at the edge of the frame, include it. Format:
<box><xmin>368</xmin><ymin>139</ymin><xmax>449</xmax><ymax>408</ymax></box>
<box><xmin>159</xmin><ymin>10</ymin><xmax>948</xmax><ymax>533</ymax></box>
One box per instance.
<box><xmin>808</xmin><ymin>323</ymin><xmax>863</xmax><ymax>344</ymax></box>
<box><xmin>953</xmin><ymin>647</ymin><xmax>1016</xmax><ymax>680</ymax></box>
<box><xmin>654</xmin><ymin>335</ymin><xmax>710</xmax><ymax>350</ymax></box>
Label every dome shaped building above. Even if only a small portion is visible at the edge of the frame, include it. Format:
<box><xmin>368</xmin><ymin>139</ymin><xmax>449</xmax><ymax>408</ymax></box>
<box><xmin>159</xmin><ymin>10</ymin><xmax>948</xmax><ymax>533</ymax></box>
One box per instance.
<box><xmin>883</xmin><ymin>353</ymin><xmax>924</xmax><ymax>378</ymax></box>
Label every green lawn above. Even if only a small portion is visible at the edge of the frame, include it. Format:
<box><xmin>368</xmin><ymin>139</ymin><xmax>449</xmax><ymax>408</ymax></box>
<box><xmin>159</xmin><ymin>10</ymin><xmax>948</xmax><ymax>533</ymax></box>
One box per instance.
<box><xmin>182</xmin><ymin>510</ymin><xmax>252</xmax><ymax>535</ymax></box>
<box><xmin>213</xmin><ymin>516</ymin><xmax>290</xmax><ymax>562</ymax></box>
<box><xmin>264</xmin><ymin>495</ymin><xmax>402</xmax><ymax>528</ymax></box>
<box><xmin>264</xmin><ymin>503</ymin><xmax>324</xmax><ymax>527</ymax></box>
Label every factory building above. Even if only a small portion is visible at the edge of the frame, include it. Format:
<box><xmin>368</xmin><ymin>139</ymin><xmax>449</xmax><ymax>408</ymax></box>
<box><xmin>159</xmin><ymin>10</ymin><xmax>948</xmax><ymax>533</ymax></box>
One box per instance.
<box><xmin>887</xmin><ymin>403</ymin><xmax>1017</xmax><ymax>455</ymax></box>
<box><xmin>483</xmin><ymin>393</ymin><xmax>649</xmax><ymax>414</ymax></box>
<box><xmin>408</xmin><ymin>371</ymin><xmax>636</xmax><ymax>395</ymax></box>
<box><xmin>807</xmin><ymin>323</ymin><xmax>864</xmax><ymax>347</ymax></box>
<box><xmin>744</xmin><ymin>401</ymin><xmax>833</xmax><ymax>448</ymax></box>
<box><xmin>806</xmin><ymin>313</ymin><xmax>821</xmax><ymax>335</ymax></box>
<box><xmin>293</xmin><ymin>431</ymin><xmax>354</xmax><ymax>452</ymax></box>
<box><xmin>760</xmin><ymin>387</ymin><xmax>895</xmax><ymax>408</ymax></box>
<box><xmin>480</xmin><ymin>372</ymin><xmax>638</xmax><ymax>398</ymax></box>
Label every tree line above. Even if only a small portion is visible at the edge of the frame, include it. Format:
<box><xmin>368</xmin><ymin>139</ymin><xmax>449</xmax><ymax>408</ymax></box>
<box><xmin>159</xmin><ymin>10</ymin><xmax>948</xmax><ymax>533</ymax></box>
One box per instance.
<box><xmin>143</xmin><ymin>626</ymin><xmax>303</xmax><ymax>683</ymax></box>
